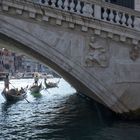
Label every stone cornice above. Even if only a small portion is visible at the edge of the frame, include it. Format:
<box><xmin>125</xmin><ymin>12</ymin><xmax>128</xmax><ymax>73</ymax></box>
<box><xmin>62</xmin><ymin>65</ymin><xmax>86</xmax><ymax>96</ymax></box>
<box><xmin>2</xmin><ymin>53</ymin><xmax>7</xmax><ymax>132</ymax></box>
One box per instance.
<box><xmin>0</xmin><ymin>0</ymin><xmax>140</xmax><ymax>46</ymax></box>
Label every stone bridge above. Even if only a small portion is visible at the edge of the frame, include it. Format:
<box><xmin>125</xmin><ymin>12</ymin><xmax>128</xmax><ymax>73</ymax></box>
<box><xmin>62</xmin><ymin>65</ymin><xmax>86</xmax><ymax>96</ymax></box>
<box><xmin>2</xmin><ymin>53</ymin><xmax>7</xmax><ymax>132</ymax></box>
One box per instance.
<box><xmin>0</xmin><ymin>0</ymin><xmax>140</xmax><ymax>114</ymax></box>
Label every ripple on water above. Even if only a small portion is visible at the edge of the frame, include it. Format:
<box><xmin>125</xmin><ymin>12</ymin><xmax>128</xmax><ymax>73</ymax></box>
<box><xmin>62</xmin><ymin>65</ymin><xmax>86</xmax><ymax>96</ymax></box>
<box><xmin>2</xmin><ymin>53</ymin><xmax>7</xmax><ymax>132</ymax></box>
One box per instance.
<box><xmin>0</xmin><ymin>79</ymin><xmax>140</xmax><ymax>140</ymax></box>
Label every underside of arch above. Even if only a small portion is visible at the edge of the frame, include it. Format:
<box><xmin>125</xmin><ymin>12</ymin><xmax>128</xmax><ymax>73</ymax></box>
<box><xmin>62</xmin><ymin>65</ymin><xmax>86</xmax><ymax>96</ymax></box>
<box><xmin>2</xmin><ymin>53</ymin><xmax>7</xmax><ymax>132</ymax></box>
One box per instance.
<box><xmin>0</xmin><ymin>32</ymin><xmax>104</xmax><ymax>106</ymax></box>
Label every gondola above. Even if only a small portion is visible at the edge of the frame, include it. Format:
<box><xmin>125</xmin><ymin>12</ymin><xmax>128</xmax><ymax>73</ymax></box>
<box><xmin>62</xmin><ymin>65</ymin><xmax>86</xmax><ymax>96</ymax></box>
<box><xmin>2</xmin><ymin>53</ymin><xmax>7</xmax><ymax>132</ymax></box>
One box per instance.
<box><xmin>44</xmin><ymin>78</ymin><xmax>60</xmax><ymax>89</ymax></box>
<box><xmin>1</xmin><ymin>88</ymin><xmax>27</xmax><ymax>102</ymax></box>
<box><xmin>29</xmin><ymin>83</ymin><xmax>42</xmax><ymax>93</ymax></box>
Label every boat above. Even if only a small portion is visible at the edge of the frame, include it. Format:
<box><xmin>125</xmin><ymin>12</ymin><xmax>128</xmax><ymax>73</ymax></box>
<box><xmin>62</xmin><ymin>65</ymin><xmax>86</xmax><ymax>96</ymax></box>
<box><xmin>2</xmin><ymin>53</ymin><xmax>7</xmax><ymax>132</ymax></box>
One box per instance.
<box><xmin>22</xmin><ymin>72</ymin><xmax>33</xmax><ymax>79</ymax></box>
<box><xmin>30</xmin><ymin>92</ymin><xmax>42</xmax><ymax>98</ymax></box>
<box><xmin>29</xmin><ymin>83</ymin><xmax>42</xmax><ymax>93</ymax></box>
<box><xmin>44</xmin><ymin>79</ymin><xmax>60</xmax><ymax>89</ymax></box>
<box><xmin>46</xmin><ymin>74</ymin><xmax>54</xmax><ymax>79</ymax></box>
<box><xmin>14</xmin><ymin>72</ymin><xmax>24</xmax><ymax>79</ymax></box>
<box><xmin>1</xmin><ymin>88</ymin><xmax>27</xmax><ymax>102</ymax></box>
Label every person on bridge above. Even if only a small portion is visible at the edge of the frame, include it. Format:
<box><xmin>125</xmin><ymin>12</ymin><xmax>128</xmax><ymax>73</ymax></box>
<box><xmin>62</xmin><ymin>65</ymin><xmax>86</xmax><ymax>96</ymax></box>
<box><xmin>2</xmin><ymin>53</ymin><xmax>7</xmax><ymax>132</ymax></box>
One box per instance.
<box><xmin>4</xmin><ymin>74</ymin><xmax>9</xmax><ymax>90</ymax></box>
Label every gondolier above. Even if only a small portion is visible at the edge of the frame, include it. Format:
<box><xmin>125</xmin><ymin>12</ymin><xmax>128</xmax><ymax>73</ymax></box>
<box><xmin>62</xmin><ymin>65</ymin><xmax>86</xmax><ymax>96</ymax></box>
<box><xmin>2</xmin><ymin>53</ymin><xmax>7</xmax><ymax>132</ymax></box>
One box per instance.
<box><xmin>1</xmin><ymin>73</ymin><xmax>29</xmax><ymax>102</ymax></box>
<box><xmin>30</xmin><ymin>83</ymin><xmax>42</xmax><ymax>93</ymax></box>
<box><xmin>34</xmin><ymin>75</ymin><xmax>39</xmax><ymax>85</ymax></box>
<box><xmin>4</xmin><ymin>74</ymin><xmax>9</xmax><ymax>90</ymax></box>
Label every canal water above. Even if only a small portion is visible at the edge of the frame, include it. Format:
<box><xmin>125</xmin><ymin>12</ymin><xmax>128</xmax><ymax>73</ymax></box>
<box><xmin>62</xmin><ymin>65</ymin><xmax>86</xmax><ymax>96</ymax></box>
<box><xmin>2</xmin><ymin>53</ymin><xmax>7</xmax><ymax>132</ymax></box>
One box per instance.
<box><xmin>0</xmin><ymin>78</ymin><xmax>140</xmax><ymax>140</ymax></box>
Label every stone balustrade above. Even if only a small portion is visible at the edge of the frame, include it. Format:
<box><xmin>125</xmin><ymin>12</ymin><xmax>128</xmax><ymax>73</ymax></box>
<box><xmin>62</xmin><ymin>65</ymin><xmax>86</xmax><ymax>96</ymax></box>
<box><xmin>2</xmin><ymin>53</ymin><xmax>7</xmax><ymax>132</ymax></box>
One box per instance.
<box><xmin>1</xmin><ymin>0</ymin><xmax>140</xmax><ymax>31</ymax></box>
<box><xmin>29</xmin><ymin>0</ymin><xmax>140</xmax><ymax>31</ymax></box>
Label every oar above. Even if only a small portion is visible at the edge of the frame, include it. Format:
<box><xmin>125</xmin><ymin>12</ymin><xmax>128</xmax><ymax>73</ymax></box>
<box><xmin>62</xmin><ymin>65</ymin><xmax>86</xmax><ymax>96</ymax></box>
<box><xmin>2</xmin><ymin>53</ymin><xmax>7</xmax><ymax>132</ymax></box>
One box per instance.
<box><xmin>9</xmin><ymin>82</ymin><xmax>30</xmax><ymax>103</ymax></box>
<box><xmin>24</xmin><ymin>97</ymin><xmax>30</xmax><ymax>103</ymax></box>
<box><xmin>57</xmin><ymin>78</ymin><xmax>61</xmax><ymax>84</ymax></box>
<box><xmin>24</xmin><ymin>85</ymin><xmax>29</xmax><ymax>92</ymax></box>
<box><xmin>44</xmin><ymin>82</ymin><xmax>51</xmax><ymax>94</ymax></box>
<box><xmin>44</xmin><ymin>84</ymin><xmax>51</xmax><ymax>94</ymax></box>
<box><xmin>9</xmin><ymin>82</ymin><xmax>16</xmax><ymax>89</ymax></box>
<box><xmin>46</xmin><ymin>88</ymin><xmax>51</xmax><ymax>94</ymax></box>
<box><xmin>56</xmin><ymin>78</ymin><xmax>61</xmax><ymax>88</ymax></box>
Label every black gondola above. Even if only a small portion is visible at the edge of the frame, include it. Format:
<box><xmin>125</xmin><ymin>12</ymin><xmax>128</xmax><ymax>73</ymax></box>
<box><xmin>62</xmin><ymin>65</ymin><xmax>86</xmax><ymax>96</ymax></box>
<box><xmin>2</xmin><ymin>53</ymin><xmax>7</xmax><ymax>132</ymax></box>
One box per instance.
<box><xmin>29</xmin><ymin>83</ymin><xmax>42</xmax><ymax>93</ymax></box>
<box><xmin>44</xmin><ymin>78</ymin><xmax>60</xmax><ymax>89</ymax></box>
<box><xmin>1</xmin><ymin>88</ymin><xmax>27</xmax><ymax>102</ymax></box>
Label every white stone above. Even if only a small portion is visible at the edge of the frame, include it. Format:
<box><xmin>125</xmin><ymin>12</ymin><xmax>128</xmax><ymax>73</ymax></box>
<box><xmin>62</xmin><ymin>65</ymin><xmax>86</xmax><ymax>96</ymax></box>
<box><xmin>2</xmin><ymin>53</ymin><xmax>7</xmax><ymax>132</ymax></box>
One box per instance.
<box><xmin>56</xmin><ymin>19</ymin><xmax>62</xmax><ymax>25</ymax></box>
<box><xmin>16</xmin><ymin>9</ymin><xmax>22</xmax><ymax>15</ymax></box>
<box><xmin>1</xmin><ymin>0</ymin><xmax>140</xmax><ymax>114</ymax></box>
<box><xmin>42</xmin><ymin>16</ymin><xmax>49</xmax><ymax>21</ymax></box>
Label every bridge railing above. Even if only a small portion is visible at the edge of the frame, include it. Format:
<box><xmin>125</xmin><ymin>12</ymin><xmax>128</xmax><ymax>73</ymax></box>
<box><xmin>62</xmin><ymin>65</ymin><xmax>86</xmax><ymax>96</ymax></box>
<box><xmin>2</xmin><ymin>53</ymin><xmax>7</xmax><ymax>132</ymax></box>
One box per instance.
<box><xmin>1</xmin><ymin>0</ymin><xmax>140</xmax><ymax>31</ymax></box>
<box><xmin>30</xmin><ymin>0</ymin><xmax>140</xmax><ymax>31</ymax></box>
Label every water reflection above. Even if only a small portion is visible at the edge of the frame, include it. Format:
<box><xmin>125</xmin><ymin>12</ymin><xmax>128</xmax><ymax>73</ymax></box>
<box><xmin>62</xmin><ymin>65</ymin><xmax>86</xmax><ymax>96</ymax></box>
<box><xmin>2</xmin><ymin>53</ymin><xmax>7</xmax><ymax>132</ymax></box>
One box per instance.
<box><xmin>30</xmin><ymin>92</ymin><xmax>42</xmax><ymax>98</ymax></box>
<box><xmin>1</xmin><ymin>101</ymin><xmax>15</xmax><ymax>112</ymax></box>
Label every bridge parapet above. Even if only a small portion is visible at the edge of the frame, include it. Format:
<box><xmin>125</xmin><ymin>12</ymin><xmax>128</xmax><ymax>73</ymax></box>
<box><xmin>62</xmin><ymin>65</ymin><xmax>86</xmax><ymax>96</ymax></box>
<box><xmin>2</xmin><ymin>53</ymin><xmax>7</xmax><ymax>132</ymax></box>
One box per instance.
<box><xmin>1</xmin><ymin>1</ymin><xmax>140</xmax><ymax>26</ymax></box>
<box><xmin>30</xmin><ymin>0</ymin><xmax>140</xmax><ymax>31</ymax></box>
<box><xmin>1</xmin><ymin>0</ymin><xmax>140</xmax><ymax>27</ymax></box>
<box><xmin>1</xmin><ymin>0</ymin><xmax>140</xmax><ymax>46</ymax></box>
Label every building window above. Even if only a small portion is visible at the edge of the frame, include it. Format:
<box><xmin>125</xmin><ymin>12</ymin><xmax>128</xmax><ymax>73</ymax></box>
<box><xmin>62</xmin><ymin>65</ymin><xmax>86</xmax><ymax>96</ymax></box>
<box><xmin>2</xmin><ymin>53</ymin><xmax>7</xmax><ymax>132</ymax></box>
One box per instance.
<box><xmin>105</xmin><ymin>0</ymin><xmax>134</xmax><ymax>9</ymax></box>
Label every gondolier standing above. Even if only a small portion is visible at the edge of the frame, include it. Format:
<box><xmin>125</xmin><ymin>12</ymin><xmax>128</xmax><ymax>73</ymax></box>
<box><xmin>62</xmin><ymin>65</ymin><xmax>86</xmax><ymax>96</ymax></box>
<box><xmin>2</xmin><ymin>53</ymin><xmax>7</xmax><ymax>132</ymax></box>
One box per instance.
<box><xmin>4</xmin><ymin>74</ymin><xmax>9</xmax><ymax>90</ymax></box>
<box><xmin>34</xmin><ymin>74</ymin><xmax>39</xmax><ymax>85</ymax></box>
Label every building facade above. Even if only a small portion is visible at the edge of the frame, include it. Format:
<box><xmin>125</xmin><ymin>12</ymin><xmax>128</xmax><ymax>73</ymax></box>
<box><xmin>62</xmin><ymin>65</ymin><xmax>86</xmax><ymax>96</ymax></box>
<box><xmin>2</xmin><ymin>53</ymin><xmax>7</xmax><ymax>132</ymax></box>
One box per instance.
<box><xmin>135</xmin><ymin>0</ymin><xmax>140</xmax><ymax>11</ymax></box>
<box><xmin>0</xmin><ymin>48</ymin><xmax>15</xmax><ymax>73</ymax></box>
<box><xmin>105</xmin><ymin>0</ymin><xmax>134</xmax><ymax>8</ymax></box>
<box><xmin>104</xmin><ymin>0</ymin><xmax>140</xmax><ymax>10</ymax></box>
<box><xmin>0</xmin><ymin>48</ymin><xmax>49</xmax><ymax>75</ymax></box>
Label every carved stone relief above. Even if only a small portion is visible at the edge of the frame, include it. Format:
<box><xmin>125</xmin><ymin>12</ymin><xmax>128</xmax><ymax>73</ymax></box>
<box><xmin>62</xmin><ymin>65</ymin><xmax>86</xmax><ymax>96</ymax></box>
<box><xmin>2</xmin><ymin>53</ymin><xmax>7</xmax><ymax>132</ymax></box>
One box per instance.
<box><xmin>85</xmin><ymin>36</ymin><xmax>109</xmax><ymax>67</ymax></box>
<box><xmin>129</xmin><ymin>45</ymin><xmax>140</xmax><ymax>61</ymax></box>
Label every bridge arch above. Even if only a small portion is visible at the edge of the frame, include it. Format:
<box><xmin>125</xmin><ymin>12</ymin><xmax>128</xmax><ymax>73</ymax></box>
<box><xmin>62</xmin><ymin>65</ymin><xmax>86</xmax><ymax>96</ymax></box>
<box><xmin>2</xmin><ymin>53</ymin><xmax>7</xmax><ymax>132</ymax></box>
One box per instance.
<box><xmin>0</xmin><ymin>16</ymin><xmax>111</xmax><ymax>109</ymax></box>
<box><xmin>0</xmin><ymin>13</ymin><xmax>134</xmax><ymax>113</ymax></box>
<box><xmin>1</xmin><ymin>0</ymin><xmax>140</xmax><ymax>114</ymax></box>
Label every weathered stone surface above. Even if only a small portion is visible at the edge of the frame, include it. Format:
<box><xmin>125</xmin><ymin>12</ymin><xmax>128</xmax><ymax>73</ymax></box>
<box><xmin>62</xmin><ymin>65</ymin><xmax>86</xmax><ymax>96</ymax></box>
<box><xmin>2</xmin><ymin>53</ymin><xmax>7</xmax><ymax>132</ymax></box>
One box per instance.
<box><xmin>1</xmin><ymin>0</ymin><xmax>140</xmax><ymax>115</ymax></box>
<box><xmin>85</xmin><ymin>36</ymin><xmax>109</xmax><ymax>67</ymax></box>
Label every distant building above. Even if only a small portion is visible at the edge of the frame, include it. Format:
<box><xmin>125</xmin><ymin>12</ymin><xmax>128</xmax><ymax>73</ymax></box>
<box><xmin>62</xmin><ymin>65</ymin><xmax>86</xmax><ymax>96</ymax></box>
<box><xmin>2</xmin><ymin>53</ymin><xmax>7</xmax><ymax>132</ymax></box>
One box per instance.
<box><xmin>0</xmin><ymin>48</ymin><xmax>50</xmax><ymax>74</ymax></box>
<box><xmin>104</xmin><ymin>0</ymin><xmax>140</xmax><ymax>11</ymax></box>
<box><xmin>0</xmin><ymin>48</ymin><xmax>15</xmax><ymax>73</ymax></box>
<box><xmin>22</xmin><ymin>56</ymin><xmax>36</xmax><ymax>72</ymax></box>
<box><xmin>104</xmin><ymin>0</ymin><xmax>134</xmax><ymax>9</ymax></box>
<box><xmin>135</xmin><ymin>0</ymin><xmax>140</xmax><ymax>11</ymax></box>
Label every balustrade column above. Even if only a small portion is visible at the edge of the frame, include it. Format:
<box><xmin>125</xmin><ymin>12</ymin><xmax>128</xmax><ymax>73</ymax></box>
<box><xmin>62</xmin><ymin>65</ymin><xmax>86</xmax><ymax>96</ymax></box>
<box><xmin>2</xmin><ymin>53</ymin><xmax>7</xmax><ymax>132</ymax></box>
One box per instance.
<box><xmin>94</xmin><ymin>5</ymin><xmax>101</xmax><ymax>20</ymax></box>
<box><xmin>134</xmin><ymin>0</ymin><xmax>140</xmax><ymax>30</ymax></box>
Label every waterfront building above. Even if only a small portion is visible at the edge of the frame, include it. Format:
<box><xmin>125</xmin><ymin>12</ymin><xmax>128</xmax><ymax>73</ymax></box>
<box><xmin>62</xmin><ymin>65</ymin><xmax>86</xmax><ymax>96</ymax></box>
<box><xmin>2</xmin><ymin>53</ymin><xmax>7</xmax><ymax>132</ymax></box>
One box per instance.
<box><xmin>0</xmin><ymin>48</ymin><xmax>51</xmax><ymax>75</ymax></box>
<box><xmin>135</xmin><ymin>0</ymin><xmax>140</xmax><ymax>11</ymax></box>
<box><xmin>22</xmin><ymin>56</ymin><xmax>50</xmax><ymax>73</ymax></box>
<box><xmin>104</xmin><ymin>0</ymin><xmax>140</xmax><ymax>11</ymax></box>
<box><xmin>0</xmin><ymin>48</ymin><xmax>15</xmax><ymax>73</ymax></box>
